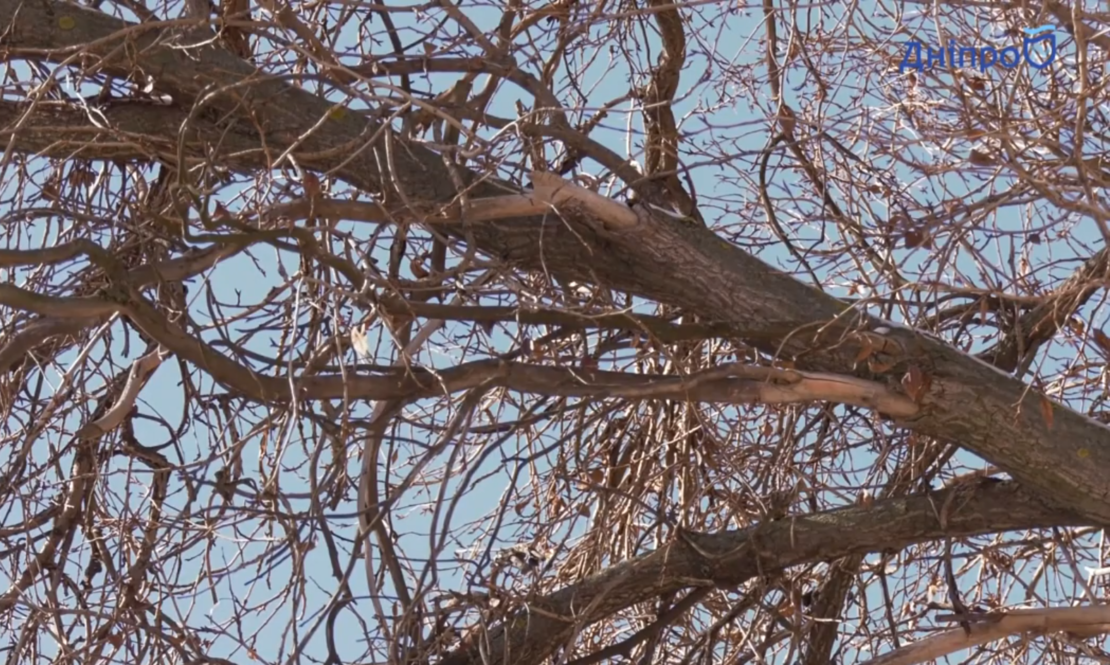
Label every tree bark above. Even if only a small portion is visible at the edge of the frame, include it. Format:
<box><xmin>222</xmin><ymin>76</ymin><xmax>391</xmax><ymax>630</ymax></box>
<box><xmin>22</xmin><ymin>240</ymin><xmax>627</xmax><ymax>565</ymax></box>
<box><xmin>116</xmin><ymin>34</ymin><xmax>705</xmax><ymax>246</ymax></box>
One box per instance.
<box><xmin>438</xmin><ymin>480</ymin><xmax>1083</xmax><ymax>665</ymax></box>
<box><xmin>2</xmin><ymin>0</ymin><xmax>1110</xmax><ymax>530</ymax></box>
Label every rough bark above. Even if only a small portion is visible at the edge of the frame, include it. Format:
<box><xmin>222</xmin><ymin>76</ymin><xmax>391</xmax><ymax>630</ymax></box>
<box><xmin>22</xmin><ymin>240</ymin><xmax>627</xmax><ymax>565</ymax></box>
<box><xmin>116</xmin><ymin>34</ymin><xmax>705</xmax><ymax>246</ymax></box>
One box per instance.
<box><xmin>2</xmin><ymin>0</ymin><xmax>1110</xmax><ymax>542</ymax></box>
<box><xmin>437</xmin><ymin>480</ymin><xmax>1084</xmax><ymax>665</ymax></box>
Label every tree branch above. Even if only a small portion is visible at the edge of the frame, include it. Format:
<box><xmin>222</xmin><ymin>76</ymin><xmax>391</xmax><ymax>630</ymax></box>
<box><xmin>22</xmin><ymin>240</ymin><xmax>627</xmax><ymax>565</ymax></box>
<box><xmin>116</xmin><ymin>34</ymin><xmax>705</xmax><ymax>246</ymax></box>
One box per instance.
<box><xmin>862</xmin><ymin>605</ymin><xmax>1110</xmax><ymax>665</ymax></box>
<box><xmin>4</xmin><ymin>0</ymin><xmax>1110</xmax><ymax>540</ymax></box>
<box><xmin>438</xmin><ymin>480</ymin><xmax>1085</xmax><ymax>665</ymax></box>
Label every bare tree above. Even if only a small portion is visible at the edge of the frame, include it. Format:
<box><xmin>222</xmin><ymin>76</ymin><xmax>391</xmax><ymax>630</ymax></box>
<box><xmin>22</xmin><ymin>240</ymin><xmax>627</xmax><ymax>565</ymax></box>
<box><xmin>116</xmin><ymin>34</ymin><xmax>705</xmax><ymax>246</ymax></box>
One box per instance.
<box><xmin>2</xmin><ymin>1</ymin><xmax>1110</xmax><ymax>664</ymax></box>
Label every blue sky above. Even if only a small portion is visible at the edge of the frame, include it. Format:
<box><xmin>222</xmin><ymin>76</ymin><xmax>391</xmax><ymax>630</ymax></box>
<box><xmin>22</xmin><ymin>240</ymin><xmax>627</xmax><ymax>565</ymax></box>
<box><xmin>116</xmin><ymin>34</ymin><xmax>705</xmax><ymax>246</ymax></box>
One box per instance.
<box><xmin>2</xmin><ymin>0</ymin><xmax>1109</xmax><ymax>663</ymax></box>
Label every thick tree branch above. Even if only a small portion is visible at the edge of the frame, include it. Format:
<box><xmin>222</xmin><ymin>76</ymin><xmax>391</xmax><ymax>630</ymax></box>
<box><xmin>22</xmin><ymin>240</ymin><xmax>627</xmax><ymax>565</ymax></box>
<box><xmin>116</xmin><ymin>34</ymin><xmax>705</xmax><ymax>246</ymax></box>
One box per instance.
<box><xmin>862</xmin><ymin>605</ymin><xmax>1110</xmax><ymax>665</ymax></box>
<box><xmin>4</xmin><ymin>0</ymin><xmax>1110</xmax><ymax>540</ymax></box>
<box><xmin>437</xmin><ymin>480</ymin><xmax>1085</xmax><ymax>665</ymax></box>
<box><xmin>0</xmin><ymin>278</ymin><xmax>917</xmax><ymax>414</ymax></box>
<box><xmin>978</xmin><ymin>248</ymin><xmax>1109</xmax><ymax>373</ymax></box>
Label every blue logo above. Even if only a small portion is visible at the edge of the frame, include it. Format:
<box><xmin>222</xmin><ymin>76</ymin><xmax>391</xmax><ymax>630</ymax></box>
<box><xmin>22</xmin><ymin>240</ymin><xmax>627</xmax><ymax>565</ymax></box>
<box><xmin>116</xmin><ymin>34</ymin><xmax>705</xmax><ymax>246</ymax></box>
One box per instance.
<box><xmin>1022</xmin><ymin>25</ymin><xmax>1054</xmax><ymax>36</ymax></box>
<box><xmin>899</xmin><ymin>26</ymin><xmax>1057</xmax><ymax>73</ymax></box>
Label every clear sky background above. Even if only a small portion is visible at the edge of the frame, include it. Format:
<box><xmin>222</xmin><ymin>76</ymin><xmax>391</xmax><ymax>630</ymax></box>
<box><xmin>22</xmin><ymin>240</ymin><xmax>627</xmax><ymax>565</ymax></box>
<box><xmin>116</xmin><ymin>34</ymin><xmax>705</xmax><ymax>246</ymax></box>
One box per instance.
<box><xmin>2</xmin><ymin>0</ymin><xmax>1108</xmax><ymax>663</ymax></box>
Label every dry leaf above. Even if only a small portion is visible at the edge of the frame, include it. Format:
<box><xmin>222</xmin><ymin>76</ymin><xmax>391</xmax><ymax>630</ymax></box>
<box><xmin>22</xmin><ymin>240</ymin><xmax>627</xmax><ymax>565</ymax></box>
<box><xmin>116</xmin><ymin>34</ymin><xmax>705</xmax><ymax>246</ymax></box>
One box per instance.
<box><xmin>968</xmin><ymin>149</ymin><xmax>995</xmax><ymax>165</ymax></box>
<box><xmin>857</xmin><ymin>490</ymin><xmax>874</xmax><ymax>509</ymax></box>
<box><xmin>303</xmin><ymin>171</ymin><xmax>321</xmax><ymax>198</ymax></box>
<box><xmin>1093</xmin><ymin>329</ymin><xmax>1110</xmax><ymax>355</ymax></box>
<box><xmin>785</xmin><ymin>40</ymin><xmax>801</xmax><ymax>63</ymax></box>
<box><xmin>68</xmin><ymin>167</ymin><xmax>94</xmax><ymax>187</ymax></box>
<box><xmin>41</xmin><ymin>180</ymin><xmax>60</xmax><ymax>201</ymax></box>
<box><xmin>350</xmin><ymin>324</ymin><xmax>370</xmax><ymax>359</ymax></box>
<box><xmin>901</xmin><ymin>364</ymin><xmax>933</xmax><ymax>402</ymax></box>
<box><xmin>904</xmin><ymin>229</ymin><xmax>927</xmax><ymax>248</ymax></box>
<box><xmin>777</xmin><ymin>106</ymin><xmax>796</xmax><ymax>136</ymax></box>
<box><xmin>1040</xmin><ymin>394</ymin><xmax>1055</xmax><ymax>430</ymax></box>
<box><xmin>213</xmin><ymin>202</ymin><xmax>233</xmax><ymax>223</ymax></box>
<box><xmin>854</xmin><ymin>334</ymin><xmax>876</xmax><ymax>364</ymax></box>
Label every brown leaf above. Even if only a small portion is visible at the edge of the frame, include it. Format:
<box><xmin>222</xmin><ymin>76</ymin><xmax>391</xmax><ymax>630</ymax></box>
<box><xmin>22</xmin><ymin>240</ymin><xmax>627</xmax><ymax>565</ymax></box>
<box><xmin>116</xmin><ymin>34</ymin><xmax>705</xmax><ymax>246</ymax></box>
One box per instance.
<box><xmin>904</xmin><ymin>229</ymin><xmax>926</xmax><ymax>248</ymax></box>
<box><xmin>41</xmin><ymin>179</ymin><xmax>60</xmax><ymax>201</ymax></box>
<box><xmin>303</xmin><ymin>171</ymin><xmax>321</xmax><ymax>199</ymax></box>
<box><xmin>213</xmin><ymin>202</ymin><xmax>233</xmax><ymax>223</ymax></box>
<box><xmin>1040</xmin><ymin>394</ymin><xmax>1055</xmax><ymax>430</ymax></box>
<box><xmin>1093</xmin><ymin>329</ymin><xmax>1110</xmax><ymax>355</ymax></box>
<box><xmin>68</xmin><ymin>166</ymin><xmax>93</xmax><ymax>187</ymax></box>
<box><xmin>785</xmin><ymin>40</ymin><xmax>801</xmax><ymax>63</ymax></box>
<box><xmin>587</xmin><ymin>469</ymin><xmax>604</xmax><ymax>485</ymax></box>
<box><xmin>901</xmin><ymin>364</ymin><xmax>932</xmax><ymax>402</ymax></box>
<box><xmin>854</xmin><ymin>334</ymin><xmax>876</xmax><ymax>364</ymax></box>
<box><xmin>777</xmin><ymin>107</ymin><xmax>796</xmax><ymax>136</ymax></box>
<box><xmin>410</xmin><ymin>257</ymin><xmax>429</xmax><ymax>279</ymax></box>
<box><xmin>968</xmin><ymin>149</ymin><xmax>995</xmax><ymax>166</ymax></box>
<box><xmin>857</xmin><ymin>490</ymin><xmax>874</xmax><ymax>509</ymax></box>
